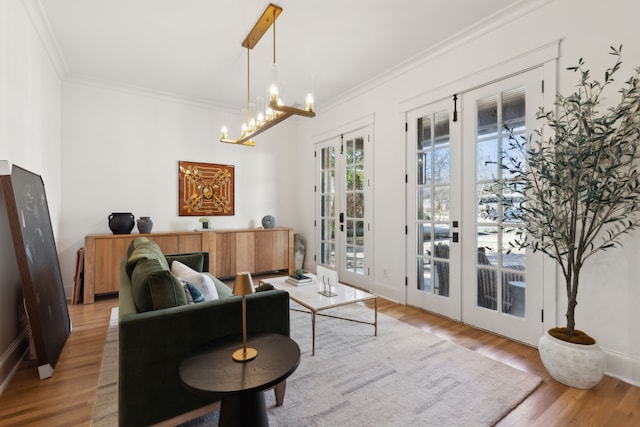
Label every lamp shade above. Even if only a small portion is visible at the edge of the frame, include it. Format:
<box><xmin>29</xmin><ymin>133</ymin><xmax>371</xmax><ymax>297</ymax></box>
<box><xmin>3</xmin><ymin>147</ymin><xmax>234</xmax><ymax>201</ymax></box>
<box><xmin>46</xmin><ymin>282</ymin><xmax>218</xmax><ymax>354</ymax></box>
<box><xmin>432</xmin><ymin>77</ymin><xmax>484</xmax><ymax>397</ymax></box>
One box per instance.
<box><xmin>233</xmin><ymin>272</ymin><xmax>255</xmax><ymax>296</ymax></box>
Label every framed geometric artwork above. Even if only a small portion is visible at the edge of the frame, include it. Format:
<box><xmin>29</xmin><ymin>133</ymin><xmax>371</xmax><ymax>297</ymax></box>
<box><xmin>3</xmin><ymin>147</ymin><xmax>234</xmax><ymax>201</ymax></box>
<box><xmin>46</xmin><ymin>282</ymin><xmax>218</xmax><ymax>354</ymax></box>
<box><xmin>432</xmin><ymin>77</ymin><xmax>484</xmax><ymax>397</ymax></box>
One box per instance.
<box><xmin>178</xmin><ymin>161</ymin><xmax>235</xmax><ymax>216</ymax></box>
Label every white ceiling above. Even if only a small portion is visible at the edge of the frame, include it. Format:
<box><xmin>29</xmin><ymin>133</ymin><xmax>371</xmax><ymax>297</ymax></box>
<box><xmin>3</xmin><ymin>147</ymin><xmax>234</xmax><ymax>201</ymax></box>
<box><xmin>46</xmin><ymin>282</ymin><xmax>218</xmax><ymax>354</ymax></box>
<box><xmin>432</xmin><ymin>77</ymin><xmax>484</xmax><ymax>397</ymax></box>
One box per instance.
<box><xmin>38</xmin><ymin>0</ymin><xmax>528</xmax><ymax>111</ymax></box>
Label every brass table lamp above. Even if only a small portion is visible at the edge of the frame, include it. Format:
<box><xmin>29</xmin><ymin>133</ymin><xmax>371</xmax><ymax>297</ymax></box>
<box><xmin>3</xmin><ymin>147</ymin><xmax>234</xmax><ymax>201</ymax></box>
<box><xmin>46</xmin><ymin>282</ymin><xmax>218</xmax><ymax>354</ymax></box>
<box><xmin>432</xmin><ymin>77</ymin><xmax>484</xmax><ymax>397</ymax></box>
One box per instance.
<box><xmin>232</xmin><ymin>272</ymin><xmax>258</xmax><ymax>362</ymax></box>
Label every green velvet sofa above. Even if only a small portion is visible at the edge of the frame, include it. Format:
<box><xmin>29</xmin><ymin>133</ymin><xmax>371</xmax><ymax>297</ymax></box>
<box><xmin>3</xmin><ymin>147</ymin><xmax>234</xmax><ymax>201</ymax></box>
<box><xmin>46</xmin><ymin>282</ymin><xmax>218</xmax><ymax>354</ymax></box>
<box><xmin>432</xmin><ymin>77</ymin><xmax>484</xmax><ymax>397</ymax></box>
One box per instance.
<box><xmin>118</xmin><ymin>240</ymin><xmax>290</xmax><ymax>426</ymax></box>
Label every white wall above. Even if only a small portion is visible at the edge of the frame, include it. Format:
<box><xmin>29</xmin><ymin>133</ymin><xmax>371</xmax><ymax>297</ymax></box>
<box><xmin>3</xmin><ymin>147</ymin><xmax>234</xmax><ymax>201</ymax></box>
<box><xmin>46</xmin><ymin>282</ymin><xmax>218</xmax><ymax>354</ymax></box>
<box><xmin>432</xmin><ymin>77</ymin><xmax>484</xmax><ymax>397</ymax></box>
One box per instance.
<box><xmin>0</xmin><ymin>0</ymin><xmax>62</xmax><ymax>392</ymax></box>
<box><xmin>0</xmin><ymin>0</ymin><xmax>62</xmax><ymax>228</ymax></box>
<box><xmin>59</xmin><ymin>82</ymin><xmax>300</xmax><ymax>295</ymax></box>
<box><xmin>294</xmin><ymin>0</ymin><xmax>640</xmax><ymax>385</ymax></box>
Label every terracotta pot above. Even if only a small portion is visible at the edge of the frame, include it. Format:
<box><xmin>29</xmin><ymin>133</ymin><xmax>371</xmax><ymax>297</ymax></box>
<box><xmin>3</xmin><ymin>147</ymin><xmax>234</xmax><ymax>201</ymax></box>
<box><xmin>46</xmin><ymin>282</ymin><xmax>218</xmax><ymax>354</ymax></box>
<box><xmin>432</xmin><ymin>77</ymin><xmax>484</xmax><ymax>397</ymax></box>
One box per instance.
<box><xmin>538</xmin><ymin>331</ymin><xmax>606</xmax><ymax>389</ymax></box>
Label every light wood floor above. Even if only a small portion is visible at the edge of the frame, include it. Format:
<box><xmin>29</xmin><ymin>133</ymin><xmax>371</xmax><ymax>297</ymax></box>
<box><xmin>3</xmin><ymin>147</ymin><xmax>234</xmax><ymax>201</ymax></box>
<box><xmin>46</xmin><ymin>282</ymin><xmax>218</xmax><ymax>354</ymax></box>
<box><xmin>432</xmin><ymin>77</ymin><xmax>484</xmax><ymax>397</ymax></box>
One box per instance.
<box><xmin>1</xmin><ymin>296</ymin><xmax>638</xmax><ymax>426</ymax></box>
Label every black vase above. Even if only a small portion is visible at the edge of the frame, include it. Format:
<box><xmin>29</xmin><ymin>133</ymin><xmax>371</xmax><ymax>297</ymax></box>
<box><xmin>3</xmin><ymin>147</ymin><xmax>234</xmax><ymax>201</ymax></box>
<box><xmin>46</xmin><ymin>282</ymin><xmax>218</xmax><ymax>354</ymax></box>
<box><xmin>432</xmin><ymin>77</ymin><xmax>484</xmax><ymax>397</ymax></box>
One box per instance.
<box><xmin>108</xmin><ymin>212</ymin><xmax>135</xmax><ymax>234</ymax></box>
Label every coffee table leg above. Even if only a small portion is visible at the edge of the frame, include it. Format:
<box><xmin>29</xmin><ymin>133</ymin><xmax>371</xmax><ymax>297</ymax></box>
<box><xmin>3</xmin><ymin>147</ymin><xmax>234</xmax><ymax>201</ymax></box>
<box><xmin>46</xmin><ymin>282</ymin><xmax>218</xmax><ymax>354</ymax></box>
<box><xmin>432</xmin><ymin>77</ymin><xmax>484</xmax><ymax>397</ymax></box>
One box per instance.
<box><xmin>374</xmin><ymin>297</ymin><xmax>378</xmax><ymax>336</ymax></box>
<box><xmin>312</xmin><ymin>311</ymin><xmax>316</xmax><ymax>356</ymax></box>
<box><xmin>219</xmin><ymin>390</ymin><xmax>268</xmax><ymax>427</ymax></box>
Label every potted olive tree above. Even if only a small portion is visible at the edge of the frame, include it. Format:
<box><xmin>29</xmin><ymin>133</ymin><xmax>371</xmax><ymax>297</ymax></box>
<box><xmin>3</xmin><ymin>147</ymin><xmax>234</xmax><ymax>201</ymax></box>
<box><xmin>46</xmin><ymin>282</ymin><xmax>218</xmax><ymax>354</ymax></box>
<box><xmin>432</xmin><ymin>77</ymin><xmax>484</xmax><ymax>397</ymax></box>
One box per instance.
<box><xmin>504</xmin><ymin>46</ymin><xmax>640</xmax><ymax>388</ymax></box>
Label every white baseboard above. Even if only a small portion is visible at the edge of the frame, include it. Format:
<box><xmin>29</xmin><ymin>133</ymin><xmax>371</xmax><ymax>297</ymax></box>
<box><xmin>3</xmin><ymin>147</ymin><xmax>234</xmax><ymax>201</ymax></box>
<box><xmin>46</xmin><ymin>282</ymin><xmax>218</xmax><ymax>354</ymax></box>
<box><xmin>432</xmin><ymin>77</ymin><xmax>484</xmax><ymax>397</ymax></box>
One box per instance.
<box><xmin>603</xmin><ymin>348</ymin><xmax>640</xmax><ymax>387</ymax></box>
<box><xmin>0</xmin><ymin>328</ymin><xmax>30</xmax><ymax>395</ymax></box>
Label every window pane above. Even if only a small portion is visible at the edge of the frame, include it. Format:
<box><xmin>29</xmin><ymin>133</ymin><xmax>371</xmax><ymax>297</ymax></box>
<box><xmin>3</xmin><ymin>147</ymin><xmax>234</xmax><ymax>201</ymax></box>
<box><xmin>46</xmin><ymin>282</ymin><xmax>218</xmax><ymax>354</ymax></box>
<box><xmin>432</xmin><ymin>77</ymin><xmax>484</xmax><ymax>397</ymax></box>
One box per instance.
<box><xmin>418</xmin><ymin>258</ymin><xmax>432</xmax><ymax>292</ymax></box>
<box><xmin>417</xmin><ymin>152</ymin><xmax>432</xmax><ymax>185</ymax></box>
<box><xmin>417</xmin><ymin>187</ymin><xmax>432</xmax><ymax>221</ymax></box>
<box><xmin>355</xmin><ymin>137</ymin><xmax>364</xmax><ymax>163</ymax></box>
<box><xmin>434</xmin><ymin>187</ymin><xmax>450</xmax><ymax>222</ymax></box>
<box><xmin>354</xmin><ymin>165</ymin><xmax>364</xmax><ymax>190</ymax></box>
<box><xmin>477</xmin><ymin>96</ymin><xmax>498</xmax><ymax>137</ymax></box>
<box><xmin>417</xmin><ymin>116</ymin><xmax>432</xmax><ymax>151</ymax></box>
<box><xmin>419</xmin><ymin>224</ymin><xmax>432</xmax><ymax>255</ymax></box>
<box><xmin>433</xmin><ymin>148</ymin><xmax>449</xmax><ymax>185</ymax></box>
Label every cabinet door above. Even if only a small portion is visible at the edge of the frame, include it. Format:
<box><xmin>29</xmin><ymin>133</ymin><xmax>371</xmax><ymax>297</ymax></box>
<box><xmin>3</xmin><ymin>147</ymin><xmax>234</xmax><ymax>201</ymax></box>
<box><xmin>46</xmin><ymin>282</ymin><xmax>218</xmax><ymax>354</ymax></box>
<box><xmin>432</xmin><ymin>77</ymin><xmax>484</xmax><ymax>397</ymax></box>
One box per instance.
<box><xmin>151</xmin><ymin>235</ymin><xmax>179</xmax><ymax>254</ymax></box>
<box><xmin>271</xmin><ymin>230</ymin><xmax>290</xmax><ymax>271</ymax></box>
<box><xmin>254</xmin><ymin>230</ymin><xmax>290</xmax><ymax>272</ymax></box>
<box><xmin>254</xmin><ymin>232</ymin><xmax>274</xmax><ymax>273</ymax></box>
<box><xmin>179</xmin><ymin>234</ymin><xmax>203</xmax><ymax>253</ymax></box>
<box><xmin>214</xmin><ymin>233</ymin><xmax>237</xmax><ymax>278</ymax></box>
<box><xmin>235</xmin><ymin>232</ymin><xmax>255</xmax><ymax>273</ymax></box>
<box><xmin>94</xmin><ymin>238</ymin><xmax>127</xmax><ymax>294</ymax></box>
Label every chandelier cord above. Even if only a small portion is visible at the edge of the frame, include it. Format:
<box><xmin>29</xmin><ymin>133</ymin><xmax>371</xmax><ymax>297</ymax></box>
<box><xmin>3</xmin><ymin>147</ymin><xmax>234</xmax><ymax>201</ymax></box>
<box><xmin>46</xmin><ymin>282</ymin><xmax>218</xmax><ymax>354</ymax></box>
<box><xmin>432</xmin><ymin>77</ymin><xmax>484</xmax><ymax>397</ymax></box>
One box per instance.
<box><xmin>247</xmin><ymin>47</ymin><xmax>251</xmax><ymax>124</ymax></box>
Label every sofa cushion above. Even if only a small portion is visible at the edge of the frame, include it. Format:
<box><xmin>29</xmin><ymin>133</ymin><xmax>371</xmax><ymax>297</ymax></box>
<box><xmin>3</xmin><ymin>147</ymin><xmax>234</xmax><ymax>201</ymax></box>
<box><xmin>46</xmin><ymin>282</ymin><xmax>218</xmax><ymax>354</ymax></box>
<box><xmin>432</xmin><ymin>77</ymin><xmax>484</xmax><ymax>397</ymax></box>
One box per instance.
<box><xmin>165</xmin><ymin>252</ymin><xmax>205</xmax><ymax>272</ymax></box>
<box><xmin>131</xmin><ymin>258</ymin><xmax>187</xmax><ymax>312</ymax></box>
<box><xmin>171</xmin><ymin>260</ymin><xmax>219</xmax><ymax>301</ymax></box>
<box><xmin>212</xmin><ymin>276</ymin><xmax>233</xmax><ymax>298</ymax></box>
<box><xmin>126</xmin><ymin>240</ymin><xmax>170</xmax><ymax>277</ymax></box>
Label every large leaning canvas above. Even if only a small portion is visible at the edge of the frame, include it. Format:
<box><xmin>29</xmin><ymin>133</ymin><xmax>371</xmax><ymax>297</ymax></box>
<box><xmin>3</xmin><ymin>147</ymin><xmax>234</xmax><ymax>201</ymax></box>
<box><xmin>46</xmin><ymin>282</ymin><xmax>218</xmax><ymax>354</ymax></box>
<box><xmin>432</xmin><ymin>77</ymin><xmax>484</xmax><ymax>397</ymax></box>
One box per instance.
<box><xmin>0</xmin><ymin>162</ymin><xmax>70</xmax><ymax>379</ymax></box>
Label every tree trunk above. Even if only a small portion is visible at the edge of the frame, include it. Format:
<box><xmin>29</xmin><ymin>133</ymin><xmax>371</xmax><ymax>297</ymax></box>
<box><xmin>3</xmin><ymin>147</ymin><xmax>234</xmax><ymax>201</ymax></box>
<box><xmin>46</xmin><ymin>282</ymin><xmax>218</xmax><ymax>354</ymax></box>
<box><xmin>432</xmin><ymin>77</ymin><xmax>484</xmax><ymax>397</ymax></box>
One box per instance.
<box><xmin>565</xmin><ymin>267</ymin><xmax>580</xmax><ymax>337</ymax></box>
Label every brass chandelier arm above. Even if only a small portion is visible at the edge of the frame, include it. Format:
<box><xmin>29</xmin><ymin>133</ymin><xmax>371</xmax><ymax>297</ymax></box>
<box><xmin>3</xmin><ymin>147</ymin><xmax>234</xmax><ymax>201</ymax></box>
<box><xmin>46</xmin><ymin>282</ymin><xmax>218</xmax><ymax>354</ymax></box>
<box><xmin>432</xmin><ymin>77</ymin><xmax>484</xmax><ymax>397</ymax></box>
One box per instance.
<box><xmin>221</xmin><ymin>112</ymin><xmax>293</xmax><ymax>145</ymax></box>
<box><xmin>270</xmin><ymin>101</ymin><xmax>316</xmax><ymax>118</ymax></box>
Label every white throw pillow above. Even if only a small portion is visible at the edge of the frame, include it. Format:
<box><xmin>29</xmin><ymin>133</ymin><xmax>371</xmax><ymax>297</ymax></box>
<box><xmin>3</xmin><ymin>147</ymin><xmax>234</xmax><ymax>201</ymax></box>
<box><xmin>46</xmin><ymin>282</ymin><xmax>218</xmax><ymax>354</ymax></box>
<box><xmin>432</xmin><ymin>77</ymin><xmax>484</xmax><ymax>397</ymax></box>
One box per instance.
<box><xmin>171</xmin><ymin>260</ymin><xmax>219</xmax><ymax>301</ymax></box>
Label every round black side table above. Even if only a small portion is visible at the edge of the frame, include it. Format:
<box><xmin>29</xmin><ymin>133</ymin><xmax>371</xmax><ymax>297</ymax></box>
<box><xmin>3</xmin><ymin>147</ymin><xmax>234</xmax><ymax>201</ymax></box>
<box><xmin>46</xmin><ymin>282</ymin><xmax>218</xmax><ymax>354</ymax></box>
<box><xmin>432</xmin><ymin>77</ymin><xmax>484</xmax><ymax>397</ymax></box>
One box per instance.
<box><xmin>180</xmin><ymin>333</ymin><xmax>300</xmax><ymax>427</ymax></box>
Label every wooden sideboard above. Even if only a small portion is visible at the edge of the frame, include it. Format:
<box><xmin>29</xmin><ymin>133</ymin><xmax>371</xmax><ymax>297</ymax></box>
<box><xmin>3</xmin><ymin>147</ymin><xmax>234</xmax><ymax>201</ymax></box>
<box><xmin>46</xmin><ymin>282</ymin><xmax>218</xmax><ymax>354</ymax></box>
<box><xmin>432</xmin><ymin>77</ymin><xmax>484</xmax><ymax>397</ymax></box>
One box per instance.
<box><xmin>83</xmin><ymin>227</ymin><xmax>294</xmax><ymax>303</ymax></box>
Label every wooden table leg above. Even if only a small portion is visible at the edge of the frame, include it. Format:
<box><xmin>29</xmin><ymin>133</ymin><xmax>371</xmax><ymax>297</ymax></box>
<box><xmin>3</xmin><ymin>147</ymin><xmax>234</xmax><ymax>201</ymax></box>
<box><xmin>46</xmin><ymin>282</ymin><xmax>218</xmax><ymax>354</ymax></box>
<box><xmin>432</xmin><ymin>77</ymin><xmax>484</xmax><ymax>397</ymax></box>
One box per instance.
<box><xmin>311</xmin><ymin>311</ymin><xmax>316</xmax><ymax>356</ymax></box>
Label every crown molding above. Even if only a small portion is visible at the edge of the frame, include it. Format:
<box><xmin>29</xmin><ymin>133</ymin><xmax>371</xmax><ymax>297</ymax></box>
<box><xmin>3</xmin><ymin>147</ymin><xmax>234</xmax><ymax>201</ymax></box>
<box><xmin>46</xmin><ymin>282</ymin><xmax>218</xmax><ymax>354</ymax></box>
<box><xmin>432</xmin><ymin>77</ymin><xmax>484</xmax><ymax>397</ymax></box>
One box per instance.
<box><xmin>321</xmin><ymin>0</ymin><xmax>554</xmax><ymax>112</ymax></box>
<box><xmin>63</xmin><ymin>76</ymin><xmax>237</xmax><ymax>112</ymax></box>
<box><xmin>21</xmin><ymin>0</ymin><xmax>68</xmax><ymax>79</ymax></box>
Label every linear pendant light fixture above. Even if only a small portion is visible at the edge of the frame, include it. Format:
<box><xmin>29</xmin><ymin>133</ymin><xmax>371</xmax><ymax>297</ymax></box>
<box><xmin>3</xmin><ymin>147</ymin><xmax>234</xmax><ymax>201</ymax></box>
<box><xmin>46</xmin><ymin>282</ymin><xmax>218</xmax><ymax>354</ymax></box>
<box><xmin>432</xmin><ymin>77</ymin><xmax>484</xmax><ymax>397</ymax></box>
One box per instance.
<box><xmin>220</xmin><ymin>3</ymin><xmax>315</xmax><ymax>146</ymax></box>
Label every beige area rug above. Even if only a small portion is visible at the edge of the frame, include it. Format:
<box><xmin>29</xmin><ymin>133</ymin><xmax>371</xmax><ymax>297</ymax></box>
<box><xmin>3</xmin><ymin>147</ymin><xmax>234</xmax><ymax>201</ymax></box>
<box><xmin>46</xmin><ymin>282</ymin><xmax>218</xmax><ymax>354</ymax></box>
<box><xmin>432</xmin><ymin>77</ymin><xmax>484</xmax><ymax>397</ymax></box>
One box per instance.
<box><xmin>93</xmin><ymin>303</ymin><xmax>541</xmax><ymax>426</ymax></box>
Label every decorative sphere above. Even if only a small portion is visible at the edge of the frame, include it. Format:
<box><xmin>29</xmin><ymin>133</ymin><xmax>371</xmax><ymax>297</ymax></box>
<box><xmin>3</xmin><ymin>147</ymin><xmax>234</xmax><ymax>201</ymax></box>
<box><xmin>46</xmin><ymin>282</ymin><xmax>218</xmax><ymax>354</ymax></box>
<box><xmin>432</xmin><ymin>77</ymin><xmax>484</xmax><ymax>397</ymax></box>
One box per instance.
<box><xmin>262</xmin><ymin>215</ymin><xmax>276</xmax><ymax>229</ymax></box>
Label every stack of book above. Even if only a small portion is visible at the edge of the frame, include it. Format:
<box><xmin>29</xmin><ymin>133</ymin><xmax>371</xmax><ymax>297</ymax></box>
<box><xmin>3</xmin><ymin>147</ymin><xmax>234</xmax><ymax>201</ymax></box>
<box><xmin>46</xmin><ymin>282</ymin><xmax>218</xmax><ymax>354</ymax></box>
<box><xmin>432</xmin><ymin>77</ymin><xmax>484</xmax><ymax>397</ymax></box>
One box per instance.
<box><xmin>286</xmin><ymin>274</ymin><xmax>314</xmax><ymax>286</ymax></box>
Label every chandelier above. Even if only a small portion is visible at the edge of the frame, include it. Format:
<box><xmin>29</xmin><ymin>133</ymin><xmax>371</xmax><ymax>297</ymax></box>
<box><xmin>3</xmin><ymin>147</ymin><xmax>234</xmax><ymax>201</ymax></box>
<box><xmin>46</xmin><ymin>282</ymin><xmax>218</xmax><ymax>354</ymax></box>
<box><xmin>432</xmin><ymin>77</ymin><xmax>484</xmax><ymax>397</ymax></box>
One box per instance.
<box><xmin>220</xmin><ymin>3</ymin><xmax>315</xmax><ymax>146</ymax></box>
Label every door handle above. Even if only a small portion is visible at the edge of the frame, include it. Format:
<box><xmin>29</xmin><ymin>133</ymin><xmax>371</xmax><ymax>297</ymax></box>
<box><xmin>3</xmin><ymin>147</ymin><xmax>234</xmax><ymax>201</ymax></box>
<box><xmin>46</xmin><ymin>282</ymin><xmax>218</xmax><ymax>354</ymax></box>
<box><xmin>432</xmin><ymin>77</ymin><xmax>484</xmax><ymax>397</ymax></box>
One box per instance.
<box><xmin>452</xmin><ymin>232</ymin><xmax>459</xmax><ymax>243</ymax></box>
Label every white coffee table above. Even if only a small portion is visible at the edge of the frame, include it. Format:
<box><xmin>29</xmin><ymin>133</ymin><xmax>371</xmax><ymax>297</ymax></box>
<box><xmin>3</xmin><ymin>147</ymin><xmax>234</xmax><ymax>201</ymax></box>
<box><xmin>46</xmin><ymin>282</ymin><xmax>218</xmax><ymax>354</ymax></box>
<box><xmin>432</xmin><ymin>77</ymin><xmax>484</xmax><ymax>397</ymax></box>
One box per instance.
<box><xmin>266</xmin><ymin>274</ymin><xmax>378</xmax><ymax>355</ymax></box>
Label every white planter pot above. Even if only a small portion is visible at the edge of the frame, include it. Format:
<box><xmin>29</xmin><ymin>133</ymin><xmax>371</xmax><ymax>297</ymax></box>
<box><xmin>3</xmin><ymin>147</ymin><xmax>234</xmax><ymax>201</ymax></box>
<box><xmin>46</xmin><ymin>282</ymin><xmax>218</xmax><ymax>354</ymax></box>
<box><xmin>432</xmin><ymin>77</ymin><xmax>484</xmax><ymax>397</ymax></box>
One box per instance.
<box><xmin>538</xmin><ymin>331</ymin><xmax>606</xmax><ymax>389</ymax></box>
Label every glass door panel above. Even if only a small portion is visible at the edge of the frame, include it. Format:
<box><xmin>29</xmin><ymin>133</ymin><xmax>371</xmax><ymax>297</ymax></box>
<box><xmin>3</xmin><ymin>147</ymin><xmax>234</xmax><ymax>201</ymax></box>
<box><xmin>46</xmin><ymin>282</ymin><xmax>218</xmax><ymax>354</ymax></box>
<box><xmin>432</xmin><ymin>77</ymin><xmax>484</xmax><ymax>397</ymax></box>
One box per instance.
<box><xmin>319</xmin><ymin>145</ymin><xmax>336</xmax><ymax>267</ymax></box>
<box><xmin>475</xmin><ymin>89</ymin><xmax>527</xmax><ymax>316</ymax></box>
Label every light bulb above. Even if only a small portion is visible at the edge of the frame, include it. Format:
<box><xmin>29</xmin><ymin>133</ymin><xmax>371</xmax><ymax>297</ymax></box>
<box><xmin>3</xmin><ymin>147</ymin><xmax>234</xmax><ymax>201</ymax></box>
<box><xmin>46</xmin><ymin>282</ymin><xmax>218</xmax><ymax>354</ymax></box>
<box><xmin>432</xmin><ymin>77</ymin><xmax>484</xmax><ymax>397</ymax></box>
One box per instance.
<box><xmin>306</xmin><ymin>93</ymin><xmax>314</xmax><ymax>111</ymax></box>
<box><xmin>269</xmin><ymin>83</ymin><xmax>279</xmax><ymax>103</ymax></box>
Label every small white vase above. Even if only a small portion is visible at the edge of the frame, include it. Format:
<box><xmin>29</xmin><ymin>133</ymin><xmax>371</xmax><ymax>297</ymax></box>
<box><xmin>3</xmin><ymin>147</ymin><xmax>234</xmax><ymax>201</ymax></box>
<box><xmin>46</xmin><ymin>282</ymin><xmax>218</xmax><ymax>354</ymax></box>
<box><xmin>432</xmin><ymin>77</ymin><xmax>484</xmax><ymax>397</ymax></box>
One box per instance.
<box><xmin>538</xmin><ymin>331</ymin><xmax>606</xmax><ymax>389</ymax></box>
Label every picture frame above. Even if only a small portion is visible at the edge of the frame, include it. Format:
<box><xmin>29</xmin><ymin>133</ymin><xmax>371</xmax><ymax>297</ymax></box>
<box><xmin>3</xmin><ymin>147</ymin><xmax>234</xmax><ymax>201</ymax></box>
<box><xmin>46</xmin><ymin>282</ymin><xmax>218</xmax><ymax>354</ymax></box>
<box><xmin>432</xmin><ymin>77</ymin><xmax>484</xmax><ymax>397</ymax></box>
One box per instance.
<box><xmin>0</xmin><ymin>163</ymin><xmax>71</xmax><ymax>379</ymax></box>
<box><xmin>178</xmin><ymin>161</ymin><xmax>234</xmax><ymax>216</ymax></box>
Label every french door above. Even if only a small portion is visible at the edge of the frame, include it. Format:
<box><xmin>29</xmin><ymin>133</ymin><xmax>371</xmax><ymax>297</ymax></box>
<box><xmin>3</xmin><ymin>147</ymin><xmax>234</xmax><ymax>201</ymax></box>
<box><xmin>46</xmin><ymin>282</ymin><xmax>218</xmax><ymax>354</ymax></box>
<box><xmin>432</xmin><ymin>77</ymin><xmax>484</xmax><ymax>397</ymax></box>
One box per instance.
<box><xmin>316</xmin><ymin>126</ymin><xmax>373</xmax><ymax>289</ymax></box>
<box><xmin>406</xmin><ymin>99</ymin><xmax>461</xmax><ymax>320</ymax></box>
<box><xmin>460</xmin><ymin>69</ymin><xmax>544</xmax><ymax>345</ymax></box>
<box><xmin>407</xmin><ymin>68</ymin><xmax>544</xmax><ymax>345</ymax></box>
